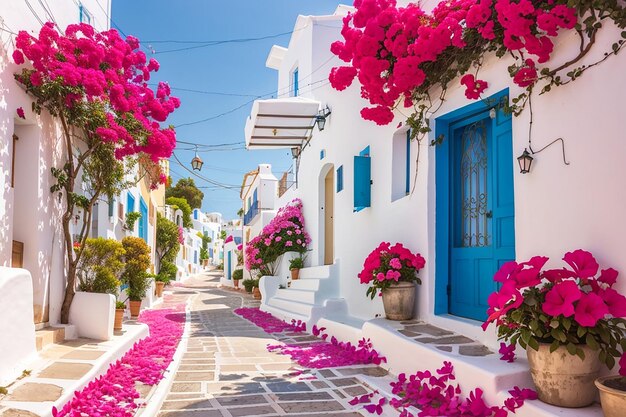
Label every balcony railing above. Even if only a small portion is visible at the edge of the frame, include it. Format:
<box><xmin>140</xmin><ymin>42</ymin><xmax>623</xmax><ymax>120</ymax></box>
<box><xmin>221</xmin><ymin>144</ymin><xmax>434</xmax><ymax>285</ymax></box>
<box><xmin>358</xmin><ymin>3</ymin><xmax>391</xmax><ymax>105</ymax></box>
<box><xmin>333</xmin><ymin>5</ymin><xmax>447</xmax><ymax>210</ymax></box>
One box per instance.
<box><xmin>243</xmin><ymin>200</ymin><xmax>259</xmax><ymax>226</ymax></box>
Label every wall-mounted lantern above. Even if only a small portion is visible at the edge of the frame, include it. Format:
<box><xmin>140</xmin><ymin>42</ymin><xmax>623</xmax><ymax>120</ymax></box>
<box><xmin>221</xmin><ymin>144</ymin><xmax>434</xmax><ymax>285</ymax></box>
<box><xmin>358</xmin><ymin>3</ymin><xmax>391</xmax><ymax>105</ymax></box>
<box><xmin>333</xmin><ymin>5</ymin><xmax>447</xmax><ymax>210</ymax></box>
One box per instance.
<box><xmin>517</xmin><ymin>149</ymin><xmax>533</xmax><ymax>174</ymax></box>
<box><xmin>315</xmin><ymin>106</ymin><xmax>332</xmax><ymax>131</ymax></box>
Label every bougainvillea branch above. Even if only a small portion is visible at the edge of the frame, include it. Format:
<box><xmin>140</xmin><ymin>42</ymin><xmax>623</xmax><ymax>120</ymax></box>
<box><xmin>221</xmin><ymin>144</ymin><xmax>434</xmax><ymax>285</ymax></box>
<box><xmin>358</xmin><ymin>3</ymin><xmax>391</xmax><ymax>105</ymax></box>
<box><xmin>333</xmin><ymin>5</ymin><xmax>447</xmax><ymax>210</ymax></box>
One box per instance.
<box><xmin>12</xmin><ymin>22</ymin><xmax>180</xmax><ymax>323</ymax></box>
<box><xmin>330</xmin><ymin>0</ymin><xmax>626</xmax><ymax>133</ymax></box>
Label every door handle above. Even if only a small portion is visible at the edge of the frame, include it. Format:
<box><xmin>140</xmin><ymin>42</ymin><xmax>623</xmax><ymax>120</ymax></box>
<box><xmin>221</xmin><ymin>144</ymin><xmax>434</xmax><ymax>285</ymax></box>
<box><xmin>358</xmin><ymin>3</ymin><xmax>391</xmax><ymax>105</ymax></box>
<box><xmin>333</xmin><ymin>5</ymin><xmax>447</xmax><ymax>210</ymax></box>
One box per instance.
<box><xmin>485</xmin><ymin>211</ymin><xmax>493</xmax><ymax>218</ymax></box>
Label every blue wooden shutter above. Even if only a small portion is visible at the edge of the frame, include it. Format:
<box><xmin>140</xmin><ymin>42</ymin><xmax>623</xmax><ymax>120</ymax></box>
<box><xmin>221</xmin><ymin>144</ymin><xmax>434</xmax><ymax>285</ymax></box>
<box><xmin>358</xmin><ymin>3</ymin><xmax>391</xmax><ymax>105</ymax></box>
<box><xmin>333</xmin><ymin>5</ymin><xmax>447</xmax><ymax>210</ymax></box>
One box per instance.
<box><xmin>336</xmin><ymin>165</ymin><xmax>343</xmax><ymax>192</ymax></box>
<box><xmin>354</xmin><ymin>155</ymin><xmax>371</xmax><ymax>210</ymax></box>
<box><xmin>139</xmin><ymin>198</ymin><xmax>148</xmax><ymax>241</ymax></box>
<box><xmin>127</xmin><ymin>193</ymin><xmax>135</xmax><ymax>214</ymax></box>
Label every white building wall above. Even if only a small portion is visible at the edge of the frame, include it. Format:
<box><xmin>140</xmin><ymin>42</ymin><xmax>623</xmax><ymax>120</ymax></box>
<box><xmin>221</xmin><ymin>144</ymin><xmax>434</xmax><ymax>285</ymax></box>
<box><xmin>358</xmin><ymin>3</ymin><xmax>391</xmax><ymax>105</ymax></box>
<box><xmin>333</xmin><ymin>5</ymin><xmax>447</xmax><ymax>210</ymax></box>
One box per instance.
<box><xmin>0</xmin><ymin>1</ymin><xmax>110</xmax><ymax>324</ymax></box>
<box><xmin>261</xmin><ymin>9</ymin><xmax>626</xmax><ymax>348</ymax></box>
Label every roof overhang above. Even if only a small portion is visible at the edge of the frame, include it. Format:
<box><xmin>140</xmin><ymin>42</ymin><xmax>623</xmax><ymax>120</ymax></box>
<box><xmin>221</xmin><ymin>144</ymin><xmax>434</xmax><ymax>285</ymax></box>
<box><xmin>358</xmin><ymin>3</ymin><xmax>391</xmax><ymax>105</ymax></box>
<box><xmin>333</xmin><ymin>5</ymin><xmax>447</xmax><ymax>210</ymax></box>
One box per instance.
<box><xmin>244</xmin><ymin>97</ymin><xmax>320</xmax><ymax>150</ymax></box>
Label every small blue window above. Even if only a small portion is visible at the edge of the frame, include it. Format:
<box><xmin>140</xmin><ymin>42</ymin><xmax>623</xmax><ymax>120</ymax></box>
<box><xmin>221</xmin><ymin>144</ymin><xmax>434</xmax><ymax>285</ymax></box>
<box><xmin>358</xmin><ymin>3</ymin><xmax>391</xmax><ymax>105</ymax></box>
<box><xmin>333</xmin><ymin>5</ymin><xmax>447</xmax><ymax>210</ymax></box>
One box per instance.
<box><xmin>406</xmin><ymin>130</ymin><xmax>411</xmax><ymax>195</ymax></box>
<box><xmin>336</xmin><ymin>166</ymin><xmax>343</xmax><ymax>192</ymax></box>
<box><xmin>79</xmin><ymin>4</ymin><xmax>92</xmax><ymax>24</ymax></box>
<box><xmin>320</xmin><ymin>149</ymin><xmax>325</xmax><ymax>160</ymax></box>
<box><xmin>108</xmin><ymin>197</ymin><xmax>114</xmax><ymax>217</ymax></box>
<box><xmin>127</xmin><ymin>193</ymin><xmax>135</xmax><ymax>214</ymax></box>
<box><xmin>139</xmin><ymin>198</ymin><xmax>148</xmax><ymax>241</ymax></box>
<box><xmin>194</xmin><ymin>210</ymin><xmax>198</xmax><ymax>220</ymax></box>
<box><xmin>292</xmin><ymin>68</ymin><xmax>299</xmax><ymax>97</ymax></box>
<box><xmin>354</xmin><ymin>146</ymin><xmax>371</xmax><ymax>211</ymax></box>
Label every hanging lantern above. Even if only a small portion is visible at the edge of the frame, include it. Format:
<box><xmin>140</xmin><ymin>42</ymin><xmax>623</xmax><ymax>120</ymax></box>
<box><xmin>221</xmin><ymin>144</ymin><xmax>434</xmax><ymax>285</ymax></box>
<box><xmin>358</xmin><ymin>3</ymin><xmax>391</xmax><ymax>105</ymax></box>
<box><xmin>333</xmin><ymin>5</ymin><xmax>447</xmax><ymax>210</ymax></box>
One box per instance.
<box><xmin>191</xmin><ymin>151</ymin><xmax>204</xmax><ymax>171</ymax></box>
<box><xmin>517</xmin><ymin>148</ymin><xmax>533</xmax><ymax>174</ymax></box>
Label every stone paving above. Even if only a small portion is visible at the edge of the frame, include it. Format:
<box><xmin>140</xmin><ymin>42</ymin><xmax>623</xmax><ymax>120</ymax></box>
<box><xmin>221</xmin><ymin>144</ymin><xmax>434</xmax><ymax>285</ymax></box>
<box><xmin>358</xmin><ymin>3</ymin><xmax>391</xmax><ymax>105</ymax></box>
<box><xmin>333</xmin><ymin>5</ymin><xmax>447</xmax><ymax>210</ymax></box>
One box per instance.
<box><xmin>157</xmin><ymin>272</ymin><xmax>388</xmax><ymax>417</ymax></box>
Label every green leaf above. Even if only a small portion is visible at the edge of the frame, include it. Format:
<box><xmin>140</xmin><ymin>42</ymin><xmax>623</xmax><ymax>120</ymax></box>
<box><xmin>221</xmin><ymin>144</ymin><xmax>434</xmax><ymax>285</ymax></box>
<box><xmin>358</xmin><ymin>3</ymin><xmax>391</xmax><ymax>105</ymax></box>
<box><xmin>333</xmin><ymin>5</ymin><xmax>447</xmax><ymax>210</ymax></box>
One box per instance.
<box><xmin>577</xmin><ymin>326</ymin><xmax>587</xmax><ymax>338</ymax></box>
<box><xmin>575</xmin><ymin>347</ymin><xmax>586</xmax><ymax>361</ymax></box>
<box><xmin>549</xmin><ymin>320</ymin><xmax>560</xmax><ymax>329</ymax></box>
<box><xmin>528</xmin><ymin>337</ymin><xmax>540</xmax><ymax>351</ymax></box>
<box><xmin>549</xmin><ymin>340</ymin><xmax>560</xmax><ymax>353</ymax></box>
<box><xmin>585</xmin><ymin>334</ymin><xmax>599</xmax><ymax>350</ymax></box>
<box><xmin>566</xmin><ymin>343</ymin><xmax>577</xmax><ymax>356</ymax></box>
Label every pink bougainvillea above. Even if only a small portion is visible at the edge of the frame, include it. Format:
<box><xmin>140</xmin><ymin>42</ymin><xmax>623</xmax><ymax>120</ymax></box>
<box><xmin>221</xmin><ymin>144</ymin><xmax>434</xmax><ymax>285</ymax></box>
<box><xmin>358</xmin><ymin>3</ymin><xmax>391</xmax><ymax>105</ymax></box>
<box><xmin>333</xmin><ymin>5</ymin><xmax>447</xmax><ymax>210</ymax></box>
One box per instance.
<box><xmin>328</xmin><ymin>0</ymin><xmax>620</xmax><ymax>127</ymax></box>
<box><xmin>16</xmin><ymin>107</ymin><xmax>25</xmax><ymax>119</ymax></box>
<box><xmin>234</xmin><ymin>307</ymin><xmax>306</xmax><ymax>333</ymax></box>
<box><xmin>224</xmin><ymin>235</ymin><xmax>234</xmax><ymax>244</ymax></box>
<box><xmin>245</xmin><ymin>199</ymin><xmax>311</xmax><ymax>274</ymax></box>
<box><xmin>13</xmin><ymin>22</ymin><xmax>179</xmax><ymax>164</ymax></box>
<box><xmin>52</xmin><ymin>306</ymin><xmax>185</xmax><ymax>417</ymax></box>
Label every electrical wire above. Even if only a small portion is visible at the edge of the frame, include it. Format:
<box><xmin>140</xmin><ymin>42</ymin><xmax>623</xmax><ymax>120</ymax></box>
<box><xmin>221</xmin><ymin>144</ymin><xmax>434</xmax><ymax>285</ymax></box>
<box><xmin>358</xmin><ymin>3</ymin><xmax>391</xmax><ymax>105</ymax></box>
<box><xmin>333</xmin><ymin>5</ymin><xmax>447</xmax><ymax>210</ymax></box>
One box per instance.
<box><xmin>151</xmin><ymin>30</ymin><xmax>296</xmax><ymax>54</ymax></box>
<box><xmin>171</xmin><ymin>152</ymin><xmax>241</xmax><ymax>191</ymax></box>
<box><xmin>24</xmin><ymin>0</ymin><xmax>45</xmax><ymax>26</ymax></box>
<box><xmin>149</xmin><ymin>85</ymin><xmax>260</xmax><ymax>98</ymax></box>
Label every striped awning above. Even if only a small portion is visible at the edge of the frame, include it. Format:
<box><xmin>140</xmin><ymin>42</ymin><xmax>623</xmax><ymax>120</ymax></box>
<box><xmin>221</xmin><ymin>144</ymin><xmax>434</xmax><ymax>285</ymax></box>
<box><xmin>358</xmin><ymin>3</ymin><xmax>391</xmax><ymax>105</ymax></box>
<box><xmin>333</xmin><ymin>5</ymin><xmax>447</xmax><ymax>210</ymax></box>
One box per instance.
<box><xmin>244</xmin><ymin>97</ymin><xmax>320</xmax><ymax>149</ymax></box>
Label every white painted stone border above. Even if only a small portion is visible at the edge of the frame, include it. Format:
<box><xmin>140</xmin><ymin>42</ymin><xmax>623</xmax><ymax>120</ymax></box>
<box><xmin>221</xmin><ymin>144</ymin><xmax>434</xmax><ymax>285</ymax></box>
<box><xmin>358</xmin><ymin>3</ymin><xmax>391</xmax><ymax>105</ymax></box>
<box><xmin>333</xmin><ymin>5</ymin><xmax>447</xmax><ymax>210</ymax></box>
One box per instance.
<box><xmin>137</xmin><ymin>295</ymin><xmax>193</xmax><ymax>417</ymax></box>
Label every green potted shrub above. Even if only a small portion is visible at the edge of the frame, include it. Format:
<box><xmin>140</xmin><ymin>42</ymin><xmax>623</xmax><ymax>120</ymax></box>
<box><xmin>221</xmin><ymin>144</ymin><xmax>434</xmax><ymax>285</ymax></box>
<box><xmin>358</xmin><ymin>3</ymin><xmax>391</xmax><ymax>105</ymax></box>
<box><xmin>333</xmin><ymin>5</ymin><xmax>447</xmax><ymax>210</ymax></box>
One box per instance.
<box><xmin>242</xmin><ymin>278</ymin><xmax>255</xmax><ymax>294</ymax></box>
<box><xmin>121</xmin><ymin>237</ymin><xmax>151</xmax><ymax>318</ymax></box>
<box><xmin>77</xmin><ymin>237</ymin><xmax>125</xmax><ymax>295</ymax></box>
<box><xmin>114</xmin><ymin>300</ymin><xmax>126</xmax><ymax>331</ymax></box>
<box><xmin>232</xmin><ymin>269</ymin><xmax>243</xmax><ymax>289</ymax></box>
<box><xmin>289</xmin><ymin>255</ymin><xmax>305</xmax><ymax>280</ymax></box>
<box><xmin>155</xmin><ymin>261</ymin><xmax>176</xmax><ymax>297</ymax></box>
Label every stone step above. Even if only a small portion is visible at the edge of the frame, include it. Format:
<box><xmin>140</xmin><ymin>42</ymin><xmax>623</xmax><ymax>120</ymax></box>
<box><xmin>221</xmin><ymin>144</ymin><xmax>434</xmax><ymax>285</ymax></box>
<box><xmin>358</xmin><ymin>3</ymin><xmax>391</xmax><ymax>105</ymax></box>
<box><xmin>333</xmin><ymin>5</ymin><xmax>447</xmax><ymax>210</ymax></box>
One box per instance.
<box><xmin>267</xmin><ymin>297</ymin><xmax>319</xmax><ymax>318</ymax></box>
<box><xmin>275</xmin><ymin>288</ymin><xmax>317</xmax><ymax>304</ymax></box>
<box><xmin>261</xmin><ymin>304</ymin><xmax>309</xmax><ymax>325</ymax></box>
<box><xmin>289</xmin><ymin>278</ymin><xmax>321</xmax><ymax>291</ymax></box>
<box><xmin>298</xmin><ymin>265</ymin><xmax>331</xmax><ymax>280</ymax></box>
<box><xmin>34</xmin><ymin>327</ymin><xmax>65</xmax><ymax>352</ymax></box>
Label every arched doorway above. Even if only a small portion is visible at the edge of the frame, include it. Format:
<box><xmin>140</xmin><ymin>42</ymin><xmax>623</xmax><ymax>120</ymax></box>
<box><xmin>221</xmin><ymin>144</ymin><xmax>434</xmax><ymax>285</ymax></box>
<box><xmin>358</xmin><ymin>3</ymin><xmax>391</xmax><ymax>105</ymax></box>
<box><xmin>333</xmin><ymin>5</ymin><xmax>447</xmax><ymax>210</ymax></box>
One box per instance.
<box><xmin>319</xmin><ymin>164</ymin><xmax>334</xmax><ymax>265</ymax></box>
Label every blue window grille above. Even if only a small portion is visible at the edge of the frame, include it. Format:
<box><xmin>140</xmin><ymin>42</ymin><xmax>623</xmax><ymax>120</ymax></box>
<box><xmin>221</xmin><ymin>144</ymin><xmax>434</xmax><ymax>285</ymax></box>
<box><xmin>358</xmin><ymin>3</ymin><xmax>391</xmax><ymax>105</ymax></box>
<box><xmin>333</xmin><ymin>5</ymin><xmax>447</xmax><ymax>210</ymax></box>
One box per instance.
<box><xmin>336</xmin><ymin>165</ymin><xmax>343</xmax><ymax>192</ymax></box>
<box><xmin>139</xmin><ymin>198</ymin><xmax>148</xmax><ymax>241</ymax></box>
<box><xmin>406</xmin><ymin>130</ymin><xmax>411</xmax><ymax>195</ymax></box>
<box><xmin>127</xmin><ymin>193</ymin><xmax>135</xmax><ymax>214</ymax></box>
<box><xmin>354</xmin><ymin>147</ymin><xmax>371</xmax><ymax>211</ymax></box>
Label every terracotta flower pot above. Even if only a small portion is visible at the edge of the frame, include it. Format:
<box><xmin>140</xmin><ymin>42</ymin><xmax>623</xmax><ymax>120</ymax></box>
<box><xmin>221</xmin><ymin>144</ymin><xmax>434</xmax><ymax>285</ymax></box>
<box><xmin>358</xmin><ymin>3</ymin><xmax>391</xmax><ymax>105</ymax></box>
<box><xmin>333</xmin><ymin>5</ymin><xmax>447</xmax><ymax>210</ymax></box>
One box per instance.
<box><xmin>129</xmin><ymin>300</ymin><xmax>142</xmax><ymax>318</ymax></box>
<box><xmin>595</xmin><ymin>376</ymin><xmax>626</xmax><ymax>417</ymax></box>
<box><xmin>381</xmin><ymin>281</ymin><xmax>416</xmax><ymax>320</ymax></box>
<box><xmin>527</xmin><ymin>343</ymin><xmax>600</xmax><ymax>407</ymax></box>
<box><xmin>253</xmin><ymin>287</ymin><xmax>262</xmax><ymax>300</ymax></box>
<box><xmin>155</xmin><ymin>281</ymin><xmax>165</xmax><ymax>298</ymax></box>
<box><xmin>114</xmin><ymin>308</ymin><xmax>124</xmax><ymax>331</ymax></box>
<box><xmin>233</xmin><ymin>279</ymin><xmax>240</xmax><ymax>288</ymax></box>
<box><xmin>290</xmin><ymin>268</ymin><xmax>300</xmax><ymax>280</ymax></box>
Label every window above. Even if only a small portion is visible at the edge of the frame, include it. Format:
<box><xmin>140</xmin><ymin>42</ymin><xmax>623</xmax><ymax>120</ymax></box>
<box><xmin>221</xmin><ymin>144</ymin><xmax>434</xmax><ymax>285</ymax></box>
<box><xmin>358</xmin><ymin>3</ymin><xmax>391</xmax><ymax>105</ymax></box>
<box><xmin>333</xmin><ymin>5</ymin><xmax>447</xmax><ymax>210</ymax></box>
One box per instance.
<box><xmin>194</xmin><ymin>210</ymin><xmax>198</xmax><ymax>220</ymax></box>
<box><xmin>354</xmin><ymin>146</ymin><xmax>371</xmax><ymax>211</ymax></box>
<box><xmin>127</xmin><ymin>193</ymin><xmax>135</xmax><ymax>214</ymax></box>
<box><xmin>336</xmin><ymin>165</ymin><xmax>343</xmax><ymax>193</ymax></box>
<box><xmin>108</xmin><ymin>197</ymin><xmax>114</xmax><ymax>217</ymax></box>
<box><xmin>392</xmin><ymin>129</ymin><xmax>412</xmax><ymax>201</ymax></box>
<box><xmin>139</xmin><ymin>198</ymin><xmax>148</xmax><ymax>241</ymax></box>
<box><xmin>291</xmin><ymin>67</ymin><xmax>299</xmax><ymax>97</ymax></box>
<box><xmin>79</xmin><ymin>3</ymin><xmax>92</xmax><ymax>25</ymax></box>
<box><xmin>320</xmin><ymin>149</ymin><xmax>325</xmax><ymax>160</ymax></box>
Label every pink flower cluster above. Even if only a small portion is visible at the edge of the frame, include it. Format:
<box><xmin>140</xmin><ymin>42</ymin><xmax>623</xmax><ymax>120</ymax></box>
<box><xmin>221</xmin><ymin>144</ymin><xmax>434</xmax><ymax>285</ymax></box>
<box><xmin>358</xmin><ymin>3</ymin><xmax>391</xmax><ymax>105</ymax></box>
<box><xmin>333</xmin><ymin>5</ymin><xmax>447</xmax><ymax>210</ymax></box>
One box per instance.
<box><xmin>386</xmin><ymin>362</ymin><xmax>537</xmax><ymax>417</ymax></box>
<box><xmin>52</xmin><ymin>307</ymin><xmax>185</xmax><ymax>417</ymax></box>
<box><xmin>483</xmin><ymin>249</ymin><xmax>626</xmax><ymax>331</ymax></box>
<box><xmin>224</xmin><ymin>235</ymin><xmax>234</xmax><ymax>244</ymax></box>
<box><xmin>245</xmin><ymin>199</ymin><xmax>311</xmax><ymax>270</ymax></box>
<box><xmin>13</xmin><ymin>22</ymin><xmax>179</xmax><ymax>164</ymax></box>
<box><xmin>359</xmin><ymin>242</ymin><xmax>425</xmax><ymax>298</ymax></box>
<box><xmin>268</xmin><ymin>326</ymin><xmax>386</xmax><ymax>369</ymax></box>
<box><xmin>233</xmin><ymin>307</ymin><xmax>307</xmax><ymax>334</ymax></box>
<box><xmin>177</xmin><ymin>226</ymin><xmax>185</xmax><ymax>245</ymax></box>
<box><xmin>329</xmin><ymin>0</ymin><xmax>578</xmax><ymax>125</ymax></box>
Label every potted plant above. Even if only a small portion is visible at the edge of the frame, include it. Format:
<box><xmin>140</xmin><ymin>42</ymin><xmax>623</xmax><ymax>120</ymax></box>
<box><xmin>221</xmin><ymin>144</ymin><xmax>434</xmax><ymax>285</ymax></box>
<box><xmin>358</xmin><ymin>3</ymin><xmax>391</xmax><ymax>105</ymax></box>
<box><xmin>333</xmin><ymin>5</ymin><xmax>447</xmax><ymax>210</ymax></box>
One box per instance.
<box><xmin>252</xmin><ymin>278</ymin><xmax>262</xmax><ymax>300</ymax></box>
<box><xmin>289</xmin><ymin>255</ymin><xmax>305</xmax><ymax>280</ymax></box>
<box><xmin>121</xmin><ymin>237</ymin><xmax>151</xmax><ymax>318</ymax></box>
<box><xmin>596</xmin><ymin>353</ymin><xmax>626</xmax><ymax>417</ymax></box>
<box><xmin>114</xmin><ymin>300</ymin><xmax>125</xmax><ymax>331</ymax></box>
<box><xmin>242</xmin><ymin>278</ymin><xmax>255</xmax><ymax>294</ymax></box>
<box><xmin>124</xmin><ymin>211</ymin><xmax>142</xmax><ymax>232</ymax></box>
<box><xmin>482</xmin><ymin>250</ymin><xmax>626</xmax><ymax>408</ymax></box>
<box><xmin>156</xmin><ymin>260</ymin><xmax>176</xmax><ymax>297</ymax></box>
<box><xmin>358</xmin><ymin>242</ymin><xmax>425</xmax><ymax>321</ymax></box>
<box><xmin>232</xmin><ymin>269</ymin><xmax>243</xmax><ymax>289</ymax></box>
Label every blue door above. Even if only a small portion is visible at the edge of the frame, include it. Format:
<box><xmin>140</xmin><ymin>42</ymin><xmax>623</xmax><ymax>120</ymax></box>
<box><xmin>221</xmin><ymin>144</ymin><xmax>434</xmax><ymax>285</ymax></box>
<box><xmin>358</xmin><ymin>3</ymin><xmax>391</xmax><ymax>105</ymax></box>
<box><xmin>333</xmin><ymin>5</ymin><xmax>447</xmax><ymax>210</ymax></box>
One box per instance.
<box><xmin>227</xmin><ymin>251</ymin><xmax>232</xmax><ymax>280</ymax></box>
<box><xmin>436</xmin><ymin>93</ymin><xmax>515</xmax><ymax>321</ymax></box>
<box><xmin>139</xmin><ymin>198</ymin><xmax>148</xmax><ymax>241</ymax></box>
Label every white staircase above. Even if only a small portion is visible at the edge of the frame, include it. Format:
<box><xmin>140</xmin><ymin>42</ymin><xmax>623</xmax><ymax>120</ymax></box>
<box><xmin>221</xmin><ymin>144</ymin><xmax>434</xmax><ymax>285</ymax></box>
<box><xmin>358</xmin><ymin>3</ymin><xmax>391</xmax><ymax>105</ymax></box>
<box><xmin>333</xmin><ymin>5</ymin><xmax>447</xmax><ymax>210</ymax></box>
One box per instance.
<box><xmin>261</xmin><ymin>263</ymin><xmax>346</xmax><ymax>327</ymax></box>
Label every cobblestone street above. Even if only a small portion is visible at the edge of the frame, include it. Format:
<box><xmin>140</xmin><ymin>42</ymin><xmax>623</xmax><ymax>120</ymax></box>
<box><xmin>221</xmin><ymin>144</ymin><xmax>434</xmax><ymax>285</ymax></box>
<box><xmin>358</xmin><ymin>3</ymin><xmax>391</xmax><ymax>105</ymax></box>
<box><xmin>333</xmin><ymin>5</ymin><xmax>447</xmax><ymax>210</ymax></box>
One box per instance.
<box><xmin>158</xmin><ymin>271</ymin><xmax>387</xmax><ymax>417</ymax></box>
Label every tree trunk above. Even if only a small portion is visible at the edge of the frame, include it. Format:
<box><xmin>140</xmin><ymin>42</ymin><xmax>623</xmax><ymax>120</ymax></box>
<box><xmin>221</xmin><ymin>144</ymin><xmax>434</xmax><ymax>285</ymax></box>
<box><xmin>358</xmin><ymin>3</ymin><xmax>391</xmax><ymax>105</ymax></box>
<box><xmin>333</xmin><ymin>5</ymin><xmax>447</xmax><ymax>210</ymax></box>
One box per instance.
<box><xmin>60</xmin><ymin>261</ymin><xmax>76</xmax><ymax>324</ymax></box>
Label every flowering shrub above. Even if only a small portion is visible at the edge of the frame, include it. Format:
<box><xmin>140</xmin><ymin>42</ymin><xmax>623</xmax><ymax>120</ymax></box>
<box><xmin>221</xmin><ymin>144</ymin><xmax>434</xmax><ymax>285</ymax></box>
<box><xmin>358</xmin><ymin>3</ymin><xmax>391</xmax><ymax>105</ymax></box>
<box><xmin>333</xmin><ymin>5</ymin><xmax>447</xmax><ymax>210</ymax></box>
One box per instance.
<box><xmin>354</xmin><ymin>361</ymin><xmax>537</xmax><ymax>417</ymax></box>
<box><xmin>12</xmin><ymin>22</ymin><xmax>179</xmax><ymax>323</ymax></box>
<box><xmin>177</xmin><ymin>226</ymin><xmax>185</xmax><ymax>245</ymax></box>
<box><xmin>224</xmin><ymin>235</ymin><xmax>234</xmax><ymax>244</ymax></box>
<box><xmin>245</xmin><ymin>199</ymin><xmax>311</xmax><ymax>276</ymax></box>
<box><xmin>359</xmin><ymin>242</ymin><xmax>425</xmax><ymax>299</ymax></box>
<box><xmin>52</xmin><ymin>307</ymin><xmax>184</xmax><ymax>417</ymax></box>
<box><xmin>482</xmin><ymin>249</ymin><xmax>626</xmax><ymax>368</ymax></box>
<box><xmin>330</xmin><ymin>0</ymin><xmax>626</xmax><ymax>131</ymax></box>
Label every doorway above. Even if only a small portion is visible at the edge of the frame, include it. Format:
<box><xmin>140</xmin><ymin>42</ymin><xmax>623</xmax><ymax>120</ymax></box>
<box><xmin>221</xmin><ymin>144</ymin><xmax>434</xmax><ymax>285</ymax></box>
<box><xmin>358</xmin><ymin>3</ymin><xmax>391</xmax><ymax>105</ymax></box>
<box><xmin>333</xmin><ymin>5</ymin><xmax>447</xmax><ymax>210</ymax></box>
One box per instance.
<box><xmin>322</xmin><ymin>166</ymin><xmax>334</xmax><ymax>265</ymax></box>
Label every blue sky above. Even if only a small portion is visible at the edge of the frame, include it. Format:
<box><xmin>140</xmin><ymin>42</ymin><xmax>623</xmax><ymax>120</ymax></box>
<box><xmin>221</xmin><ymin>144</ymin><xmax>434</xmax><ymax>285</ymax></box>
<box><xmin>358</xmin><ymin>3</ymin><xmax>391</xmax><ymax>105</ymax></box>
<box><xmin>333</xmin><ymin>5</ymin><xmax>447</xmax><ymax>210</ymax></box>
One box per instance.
<box><xmin>112</xmin><ymin>0</ymin><xmax>344</xmax><ymax>218</ymax></box>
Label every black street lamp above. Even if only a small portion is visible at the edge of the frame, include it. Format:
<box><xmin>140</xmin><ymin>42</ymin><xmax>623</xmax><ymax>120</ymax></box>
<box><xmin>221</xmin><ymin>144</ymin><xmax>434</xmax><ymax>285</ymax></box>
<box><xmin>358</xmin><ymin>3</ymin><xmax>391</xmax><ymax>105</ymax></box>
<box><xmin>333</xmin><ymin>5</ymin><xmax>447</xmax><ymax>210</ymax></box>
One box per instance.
<box><xmin>315</xmin><ymin>106</ymin><xmax>332</xmax><ymax>131</ymax></box>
